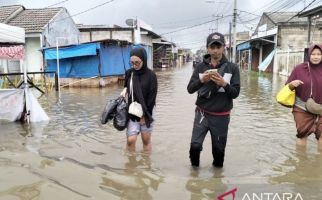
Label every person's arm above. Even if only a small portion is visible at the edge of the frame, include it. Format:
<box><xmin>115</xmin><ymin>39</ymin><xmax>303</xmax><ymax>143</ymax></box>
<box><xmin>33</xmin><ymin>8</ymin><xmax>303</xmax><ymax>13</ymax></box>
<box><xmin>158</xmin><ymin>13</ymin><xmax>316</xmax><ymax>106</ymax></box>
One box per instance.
<box><xmin>146</xmin><ymin>72</ymin><xmax>158</xmax><ymax>115</ymax></box>
<box><xmin>286</xmin><ymin>66</ymin><xmax>303</xmax><ymax>90</ymax></box>
<box><xmin>120</xmin><ymin>70</ymin><xmax>130</xmax><ymax>97</ymax></box>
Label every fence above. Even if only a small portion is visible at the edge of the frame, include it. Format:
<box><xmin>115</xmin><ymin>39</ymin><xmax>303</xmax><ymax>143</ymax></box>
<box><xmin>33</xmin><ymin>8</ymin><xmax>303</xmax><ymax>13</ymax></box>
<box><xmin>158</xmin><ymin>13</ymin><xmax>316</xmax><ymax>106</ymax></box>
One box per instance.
<box><xmin>0</xmin><ymin>71</ymin><xmax>57</xmax><ymax>94</ymax></box>
<box><xmin>275</xmin><ymin>50</ymin><xmax>304</xmax><ymax>76</ymax></box>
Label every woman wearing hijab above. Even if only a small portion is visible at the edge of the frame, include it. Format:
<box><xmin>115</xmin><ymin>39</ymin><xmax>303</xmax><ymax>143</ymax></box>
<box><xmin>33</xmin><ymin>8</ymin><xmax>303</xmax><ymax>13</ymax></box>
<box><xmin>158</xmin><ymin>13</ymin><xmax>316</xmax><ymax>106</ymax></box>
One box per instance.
<box><xmin>286</xmin><ymin>44</ymin><xmax>322</xmax><ymax>150</ymax></box>
<box><xmin>121</xmin><ymin>47</ymin><xmax>157</xmax><ymax>152</ymax></box>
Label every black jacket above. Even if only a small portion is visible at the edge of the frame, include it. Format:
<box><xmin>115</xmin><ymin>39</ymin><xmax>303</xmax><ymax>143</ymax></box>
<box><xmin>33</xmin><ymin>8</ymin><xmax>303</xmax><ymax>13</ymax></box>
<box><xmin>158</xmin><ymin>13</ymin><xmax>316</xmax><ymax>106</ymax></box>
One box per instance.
<box><xmin>187</xmin><ymin>54</ymin><xmax>240</xmax><ymax>112</ymax></box>
<box><xmin>124</xmin><ymin>68</ymin><xmax>158</xmax><ymax>124</ymax></box>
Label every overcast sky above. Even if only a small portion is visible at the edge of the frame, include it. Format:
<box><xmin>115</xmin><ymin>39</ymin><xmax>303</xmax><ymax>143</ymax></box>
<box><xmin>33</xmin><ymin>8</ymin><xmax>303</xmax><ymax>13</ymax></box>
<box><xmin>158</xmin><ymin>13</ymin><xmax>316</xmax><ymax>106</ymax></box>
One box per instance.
<box><xmin>1</xmin><ymin>0</ymin><xmax>322</xmax><ymax>51</ymax></box>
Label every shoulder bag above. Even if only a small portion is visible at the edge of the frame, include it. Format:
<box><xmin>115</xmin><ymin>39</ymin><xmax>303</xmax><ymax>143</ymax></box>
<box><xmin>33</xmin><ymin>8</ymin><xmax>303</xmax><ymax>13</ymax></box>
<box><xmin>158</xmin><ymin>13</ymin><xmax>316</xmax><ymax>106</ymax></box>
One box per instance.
<box><xmin>128</xmin><ymin>72</ymin><xmax>143</xmax><ymax>118</ymax></box>
<box><xmin>305</xmin><ymin>64</ymin><xmax>322</xmax><ymax>115</ymax></box>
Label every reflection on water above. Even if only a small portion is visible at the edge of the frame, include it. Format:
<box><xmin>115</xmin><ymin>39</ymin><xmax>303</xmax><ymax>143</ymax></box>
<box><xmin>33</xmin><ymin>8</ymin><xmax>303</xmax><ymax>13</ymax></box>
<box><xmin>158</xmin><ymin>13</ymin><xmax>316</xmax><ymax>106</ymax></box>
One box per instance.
<box><xmin>0</xmin><ymin>63</ymin><xmax>321</xmax><ymax>199</ymax></box>
<box><xmin>100</xmin><ymin>153</ymin><xmax>163</xmax><ymax>200</ymax></box>
<box><xmin>186</xmin><ymin>168</ymin><xmax>227</xmax><ymax>200</ymax></box>
<box><xmin>0</xmin><ymin>181</ymin><xmax>42</xmax><ymax>200</ymax></box>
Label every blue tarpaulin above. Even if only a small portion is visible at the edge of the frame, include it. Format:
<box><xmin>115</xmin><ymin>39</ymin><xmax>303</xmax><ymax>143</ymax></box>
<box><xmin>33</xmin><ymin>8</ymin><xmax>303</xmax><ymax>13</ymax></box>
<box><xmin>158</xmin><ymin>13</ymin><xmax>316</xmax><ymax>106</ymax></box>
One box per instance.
<box><xmin>46</xmin><ymin>56</ymin><xmax>100</xmax><ymax>78</ymax></box>
<box><xmin>44</xmin><ymin>43</ymin><xmax>99</xmax><ymax>60</ymax></box>
<box><xmin>237</xmin><ymin>41</ymin><xmax>251</xmax><ymax>51</ymax></box>
<box><xmin>43</xmin><ymin>42</ymin><xmax>136</xmax><ymax>78</ymax></box>
<box><xmin>100</xmin><ymin>45</ymin><xmax>132</xmax><ymax>76</ymax></box>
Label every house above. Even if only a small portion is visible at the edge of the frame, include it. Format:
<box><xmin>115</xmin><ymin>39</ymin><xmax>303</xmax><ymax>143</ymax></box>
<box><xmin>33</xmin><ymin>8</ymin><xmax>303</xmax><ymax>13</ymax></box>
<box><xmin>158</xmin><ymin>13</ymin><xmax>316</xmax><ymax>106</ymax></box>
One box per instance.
<box><xmin>237</xmin><ymin>11</ymin><xmax>322</xmax><ymax>74</ymax></box>
<box><xmin>0</xmin><ymin>5</ymin><xmax>80</xmax><ymax>76</ymax></box>
<box><xmin>42</xmin><ymin>39</ymin><xmax>137</xmax><ymax>87</ymax></box>
<box><xmin>224</xmin><ymin>31</ymin><xmax>250</xmax><ymax>63</ymax></box>
<box><xmin>152</xmin><ymin>39</ymin><xmax>177</xmax><ymax>68</ymax></box>
<box><xmin>78</xmin><ymin>24</ymin><xmax>177</xmax><ymax>68</ymax></box>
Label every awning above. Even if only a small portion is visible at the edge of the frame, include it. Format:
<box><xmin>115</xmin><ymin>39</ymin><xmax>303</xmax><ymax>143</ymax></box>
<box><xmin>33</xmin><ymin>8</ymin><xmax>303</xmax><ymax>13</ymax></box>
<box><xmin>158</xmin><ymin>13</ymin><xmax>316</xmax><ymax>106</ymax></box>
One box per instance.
<box><xmin>0</xmin><ymin>45</ymin><xmax>25</xmax><ymax>59</ymax></box>
<box><xmin>259</xmin><ymin>49</ymin><xmax>276</xmax><ymax>71</ymax></box>
<box><xmin>0</xmin><ymin>23</ymin><xmax>25</xmax><ymax>44</ymax></box>
<box><xmin>44</xmin><ymin>43</ymin><xmax>100</xmax><ymax>60</ymax></box>
<box><xmin>237</xmin><ymin>41</ymin><xmax>251</xmax><ymax>51</ymax></box>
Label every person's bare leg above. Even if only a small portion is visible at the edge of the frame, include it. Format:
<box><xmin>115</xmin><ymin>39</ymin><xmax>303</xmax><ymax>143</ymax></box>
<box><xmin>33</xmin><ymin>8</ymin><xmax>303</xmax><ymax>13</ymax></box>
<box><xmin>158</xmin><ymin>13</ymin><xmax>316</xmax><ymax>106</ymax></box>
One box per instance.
<box><xmin>127</xmin><ymin>135</ymin><xmax>138</xmax><ymax>152</ymax></box>
<box><xmin>141</xmin><ymin>132</ymin><xmax>152</xmax><ymax>153</ymax></box>
<box><xmin>296</xmin><ymin>137</ymin><xmax>307</xmax><ymax>147</ymax></box>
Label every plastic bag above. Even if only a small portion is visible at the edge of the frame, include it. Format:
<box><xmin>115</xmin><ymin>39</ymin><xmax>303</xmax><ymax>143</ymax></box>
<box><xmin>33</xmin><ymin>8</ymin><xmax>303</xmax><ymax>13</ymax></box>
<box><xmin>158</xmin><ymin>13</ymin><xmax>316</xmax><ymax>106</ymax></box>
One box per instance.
<box><xmin>276</xmin><ymin>84</ymin><xmax>295</xmax><ymax>107</ymax></box>
<box><xmin>101</xmin><ymin>97</ymin><xmax>120</xmax><ymax>124</ymax></box>
<box><xmin>113</xmin><ymin>97</ymin><xmax>128</xmax><ymax>131</ymax></box>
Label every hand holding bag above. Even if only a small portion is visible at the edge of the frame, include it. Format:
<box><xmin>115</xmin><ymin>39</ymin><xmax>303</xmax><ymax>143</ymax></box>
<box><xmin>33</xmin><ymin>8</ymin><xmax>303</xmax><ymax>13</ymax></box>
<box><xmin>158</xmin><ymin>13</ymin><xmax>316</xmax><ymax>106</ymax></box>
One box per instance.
<box><xmin>128</xmin><ymin>73</ymin><xmax>143</xmax><ymax>118</ymax></box>
<box><xmin>276</xmin><ymin>84</ymin><xmax>295</xmax><ymax>107</ymax></box>
<box><xmin>101</xmin><ymin>97</ymin><xmax>120</xmax><ymax>124</ymax></box>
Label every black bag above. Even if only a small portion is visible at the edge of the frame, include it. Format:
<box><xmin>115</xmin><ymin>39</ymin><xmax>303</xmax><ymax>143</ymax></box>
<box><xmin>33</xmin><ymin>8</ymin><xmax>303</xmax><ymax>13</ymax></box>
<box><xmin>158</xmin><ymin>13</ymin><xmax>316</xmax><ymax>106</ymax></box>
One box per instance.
<box><xmin>113</xmin><ymin>96</ymin><xmax>128</xmax><ymax>131</ymax></box>
<box><xmin>101</xmin><ymin>97</ymin><xmax>121</xmax><ymax>124</ymax></box>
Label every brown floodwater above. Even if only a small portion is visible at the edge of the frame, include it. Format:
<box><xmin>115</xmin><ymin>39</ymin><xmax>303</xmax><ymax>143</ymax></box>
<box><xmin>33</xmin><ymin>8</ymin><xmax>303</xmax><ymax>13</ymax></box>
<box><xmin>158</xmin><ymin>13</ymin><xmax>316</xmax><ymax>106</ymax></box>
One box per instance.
<box><xmin>0</xmin><ymin>62</ymin><xmax>321</xmax><ymax>199</ymax></box>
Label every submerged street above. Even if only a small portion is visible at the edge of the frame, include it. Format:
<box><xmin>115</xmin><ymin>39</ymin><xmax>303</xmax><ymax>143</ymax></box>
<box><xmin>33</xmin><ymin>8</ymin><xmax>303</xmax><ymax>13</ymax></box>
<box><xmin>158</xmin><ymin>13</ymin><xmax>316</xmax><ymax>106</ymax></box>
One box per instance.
<box><xmin>0</xmin><ymin>62</ymin><xmax>321</xmax><ymax>199</ymax></box>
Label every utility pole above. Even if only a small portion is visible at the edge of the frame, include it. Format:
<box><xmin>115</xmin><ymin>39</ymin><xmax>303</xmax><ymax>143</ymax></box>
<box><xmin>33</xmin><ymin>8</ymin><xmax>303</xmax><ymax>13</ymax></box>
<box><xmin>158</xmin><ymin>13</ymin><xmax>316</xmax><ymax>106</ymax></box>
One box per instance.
<box><xmin>228</xmin><ymin>22</ymin><xmax>232</xmax><ymax>61</ymax></box>
<box><xmin>232</xmin><ymin>0</ymin><xmax>237</xmax><ymax>63</ymax></box>
<box><xmin>213</xmin><ymin>14</ymin><xmax>224</xmax><ymax>31</ymax></box>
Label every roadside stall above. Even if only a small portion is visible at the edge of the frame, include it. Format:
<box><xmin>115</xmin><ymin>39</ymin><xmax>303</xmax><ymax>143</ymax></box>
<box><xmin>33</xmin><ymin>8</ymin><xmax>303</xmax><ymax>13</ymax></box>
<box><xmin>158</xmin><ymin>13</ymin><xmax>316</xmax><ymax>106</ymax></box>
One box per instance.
<box><xmin>0</xmin><ymin>23</ymin><xmax>49</xmax><ymax>123</ymax></box>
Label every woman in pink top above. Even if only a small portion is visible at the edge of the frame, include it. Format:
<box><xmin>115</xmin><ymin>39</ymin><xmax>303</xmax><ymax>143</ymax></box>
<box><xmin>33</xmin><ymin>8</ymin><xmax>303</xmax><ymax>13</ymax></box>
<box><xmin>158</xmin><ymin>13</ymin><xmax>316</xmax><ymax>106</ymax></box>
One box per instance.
<box><xmin>286</xmin><ymin>44</ymin><xmax>322</xmax><ymax>150</ymax></box>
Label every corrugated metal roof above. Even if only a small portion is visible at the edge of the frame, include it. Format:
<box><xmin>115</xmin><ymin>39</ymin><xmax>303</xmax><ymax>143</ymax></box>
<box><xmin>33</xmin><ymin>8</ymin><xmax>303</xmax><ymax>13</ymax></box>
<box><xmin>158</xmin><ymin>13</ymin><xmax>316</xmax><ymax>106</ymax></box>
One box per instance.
<box><xmin>77</xmin><ymin>24</ymin><xmax>113</xmax><ymax>29</ymax></box>
<box><xmin>265</xmin><ymin>12</ymin><xmax>308</xmax><ymax>23</ymax></box>
<box><xmin>0</xmin><ymin>5</ymin><xmax>23</xmax><ymax>23</ymax></box>
<box><xmin>7</xmin><ymin>7</ymin><xmax>63</xmax><ymax>33</ymax></box>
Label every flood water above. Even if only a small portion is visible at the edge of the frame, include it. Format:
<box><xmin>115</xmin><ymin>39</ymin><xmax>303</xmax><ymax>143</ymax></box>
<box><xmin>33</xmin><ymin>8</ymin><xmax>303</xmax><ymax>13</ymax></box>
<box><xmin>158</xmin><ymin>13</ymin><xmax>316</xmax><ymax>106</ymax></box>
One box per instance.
<box><xmin>0</xmin><ymin>62</ymin><xmax>321</xmax><ymax>199</ymax></box>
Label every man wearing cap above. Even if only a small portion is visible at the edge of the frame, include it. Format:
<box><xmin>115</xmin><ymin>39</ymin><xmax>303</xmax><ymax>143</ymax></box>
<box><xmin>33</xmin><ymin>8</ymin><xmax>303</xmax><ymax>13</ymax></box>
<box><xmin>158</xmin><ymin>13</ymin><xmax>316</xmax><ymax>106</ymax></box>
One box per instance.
<box><xmin>187</xmin><ymin>32</ymin><xmax>240</xmax><ymax>168</ymax></box>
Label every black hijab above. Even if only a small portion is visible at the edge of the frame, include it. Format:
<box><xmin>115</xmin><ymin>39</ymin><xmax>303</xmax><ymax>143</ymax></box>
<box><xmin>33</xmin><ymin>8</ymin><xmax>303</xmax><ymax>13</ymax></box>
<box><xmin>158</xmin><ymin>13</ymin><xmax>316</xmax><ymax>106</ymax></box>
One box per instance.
<box><xmin>130</xmin><ymin>47</ymin><xmax>148</xmax><ymax>75</ymax></box>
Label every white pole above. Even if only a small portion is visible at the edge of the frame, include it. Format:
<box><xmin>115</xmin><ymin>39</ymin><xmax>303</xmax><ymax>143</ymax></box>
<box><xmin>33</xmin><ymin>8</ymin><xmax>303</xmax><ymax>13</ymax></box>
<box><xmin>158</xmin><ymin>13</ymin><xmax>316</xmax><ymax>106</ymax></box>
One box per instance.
<box><xmin>22</xmin><ymin>60</ymin><xmax>27</xmax><ymax>85</ymax></box>
<box><xmin>21</xmin><ymin>59</ymin><xmax>30</xmax><ymax>124</ymax></box>
<box><xmin>56</xmin><ymin>38</ymin><xmax>61</xmax><ymax>101</ymax></box>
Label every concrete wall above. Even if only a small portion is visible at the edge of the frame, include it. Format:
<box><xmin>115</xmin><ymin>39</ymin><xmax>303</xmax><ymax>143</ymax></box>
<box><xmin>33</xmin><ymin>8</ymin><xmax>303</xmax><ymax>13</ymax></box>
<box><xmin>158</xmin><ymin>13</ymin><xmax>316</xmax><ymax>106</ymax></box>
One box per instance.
<box><xmin>273</xmin><ymin>25</ymin><xmax>322</xmax><ymax>75</ymax></box>
<box><xmin>141</xmin><ymin>34</ymin><xmax>153</xmax><ymax>46</ymax></box>
<box><xmin>43</xmin><ymin>9</ymin><xmax>80</xmax><ymax>47</ymax></box>
<box><xmin>79</xmin><ymin>30</ymin><xmax>133</xmax><ymax>43</ymax></box>
<box><xmin>25</xmin><ymin>37</ymin><xmax>43</xmax><ymax>73</ymax></box>
<box><xmin>278</xmin><ymin>26</ymin><xmax>308</xmax><ymax>50</ymax></box>
<box><xmin>79</xmin><ymin>32</ymin><xmax>91</xmax><ymax>43</ymax></box>
<box><xmin>278</xmin><ymin>25</ymin><xmax>322</xmax><ymax>50</ymax></box>
<box><xmin>111</xmin><ymin>31</ymin><xmax>133</xmax><ymax>42</ymax></box>
<box><xmin>275</xmin><ymin>50</ymin><xmax>304</xmax><ymax>76</ymax></box>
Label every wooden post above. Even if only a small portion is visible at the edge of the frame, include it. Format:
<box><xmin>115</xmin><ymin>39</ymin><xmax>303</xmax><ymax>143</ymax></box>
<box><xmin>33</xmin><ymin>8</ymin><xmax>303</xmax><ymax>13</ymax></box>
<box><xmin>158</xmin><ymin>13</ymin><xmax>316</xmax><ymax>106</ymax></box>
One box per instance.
<box><xmin>54</xmin><ymin>72</ymin><xmax>58</xmax><ymax>91</ymax></box>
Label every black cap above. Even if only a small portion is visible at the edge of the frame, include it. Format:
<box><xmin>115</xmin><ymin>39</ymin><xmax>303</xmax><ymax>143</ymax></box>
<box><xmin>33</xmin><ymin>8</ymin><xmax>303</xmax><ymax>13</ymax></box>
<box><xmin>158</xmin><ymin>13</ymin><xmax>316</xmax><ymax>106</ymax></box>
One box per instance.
<box><xmin>207</xmin><ymin>32</ymin><xmax>225</xmax><ymax>47</ymax></box>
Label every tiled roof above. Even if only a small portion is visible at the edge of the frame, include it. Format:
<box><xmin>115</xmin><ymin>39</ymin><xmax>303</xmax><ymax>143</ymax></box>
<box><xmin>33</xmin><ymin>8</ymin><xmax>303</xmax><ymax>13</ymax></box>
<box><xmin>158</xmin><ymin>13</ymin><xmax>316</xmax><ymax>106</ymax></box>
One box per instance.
<box><xmin>0</xmin><ymin>5</ymin><xmax>23</xmax><ymax>23</ymax></box>
<box><xmin>7</xmin><ymin>7</ymin><xmax>63</xmax><ymax>33</ymax></box>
